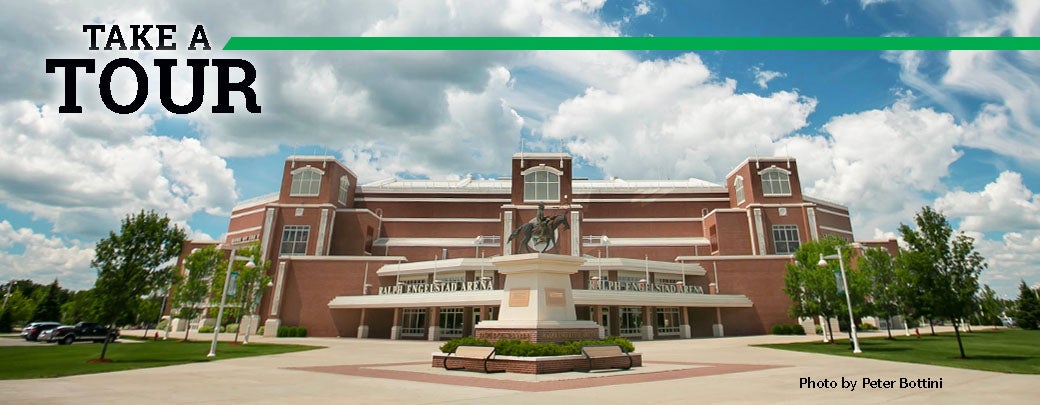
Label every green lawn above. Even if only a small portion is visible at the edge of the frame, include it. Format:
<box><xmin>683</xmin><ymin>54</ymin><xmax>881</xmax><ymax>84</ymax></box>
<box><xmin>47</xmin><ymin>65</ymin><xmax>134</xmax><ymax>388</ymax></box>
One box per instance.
<box><xmin>0</xmin><ymin>338</ymin><xmax>322</xmax><ymax>379</ymax></box>
<box><xmin>759</xmin><ymin>329</ymin><xmax>1040</xmax><ymax>374</ymax></box>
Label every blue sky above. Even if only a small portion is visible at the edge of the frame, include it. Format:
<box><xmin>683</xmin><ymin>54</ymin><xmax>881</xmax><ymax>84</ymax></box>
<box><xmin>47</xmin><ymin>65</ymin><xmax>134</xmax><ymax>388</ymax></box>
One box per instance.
<box><xmin>0</xmin><ymin>0</ymin><xmax>1038</xmax><ymax>298</ymax></box>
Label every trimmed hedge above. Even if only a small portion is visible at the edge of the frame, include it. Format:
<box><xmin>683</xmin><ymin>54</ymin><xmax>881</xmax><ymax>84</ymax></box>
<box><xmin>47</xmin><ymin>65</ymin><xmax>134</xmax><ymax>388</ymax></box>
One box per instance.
<box><xmin>277</xmin><ymin>326</ymin><xmax>308</xmax><ymax>337</ymax></box>
<box><xmin>439</xmin><ymin>336</ymin><xmax>635</xmax><ymax>357</ymax></box>
<box><xmin>770</xmin><ymin>324</ymin><xmax>806</xmax><ymax>335</ymax></box>
<box><xmin>198</xmin><ymin>325</ymin><xmax>214</xmax><ymax>333</ymax></box>
<box><xmin>858</xmin><ymin>323</ymin><xmax>878</xmax><ymax>331</ymax></box>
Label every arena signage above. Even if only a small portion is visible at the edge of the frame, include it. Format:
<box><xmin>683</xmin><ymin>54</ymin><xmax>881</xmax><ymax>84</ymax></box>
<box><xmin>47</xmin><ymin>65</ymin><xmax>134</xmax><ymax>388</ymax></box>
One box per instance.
<box><xmin>589</xmin><ymin>281</ymin><xmax>704</xmax><ymax>294</ymax></box>
<box><xmin>379</xmin><ymin>280</ymin><xmax>496</xmax><ymax>295</ymax></box>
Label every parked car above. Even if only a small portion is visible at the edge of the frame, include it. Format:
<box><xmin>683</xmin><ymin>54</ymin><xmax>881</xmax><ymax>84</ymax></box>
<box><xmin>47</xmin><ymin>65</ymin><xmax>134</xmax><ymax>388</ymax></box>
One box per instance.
<box><xmin>20</xmin><ymin>322</ymin><xmax>61</xmax><ymax>341</ymax></box>
<box><xmin>1001</xmin><ymin>316</ymin><xmax>1016</xmax><ymax>328</ymax></box>
<box><xmin>43</xmin><ymin>322</ymin><xmax>119</xmax><ymax>345</ymax></box>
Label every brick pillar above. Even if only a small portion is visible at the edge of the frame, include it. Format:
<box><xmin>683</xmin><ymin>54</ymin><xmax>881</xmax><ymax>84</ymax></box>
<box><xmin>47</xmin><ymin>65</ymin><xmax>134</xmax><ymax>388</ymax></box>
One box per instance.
<box><xmin>680</xmin><ymin>307</ymin><xmax>692</xmax><ymax>339</ymax></box>
<box><xmin>593</xmin><ymin>306</ymin><xmax>605</xmax><ymax>338</ymax></box>
<box><xmin>462</xmin><ymin>307</ymin><xmax>474</xmax><ymax>336</ymax></box>
<box><xmin>357</xmin><ymin>308</ymin><xmax>369</xmax><ymax>338</ymax></box>
<box><xmin>641</xmin><ymin>306</ymin><xmax>654</xmax><ymax>341</ymax></box>
<box><xmin>390</xmin><ymin>308</ymin><xmax>402</xmax><ymax>340</ymax></box>
<box><xmin>428</xmin><ymin>307</ymin><xmax>441</xmax><ymax>341</ymax></box>
<box><xmin>480</xmin><ymin>306</ymin><xmax>489</xmax><ymax>324</ymax></box>
<box><xmin>713</xmin><ymin>307</ymin><xmax>725</xmax><ymax>337</ymax></box>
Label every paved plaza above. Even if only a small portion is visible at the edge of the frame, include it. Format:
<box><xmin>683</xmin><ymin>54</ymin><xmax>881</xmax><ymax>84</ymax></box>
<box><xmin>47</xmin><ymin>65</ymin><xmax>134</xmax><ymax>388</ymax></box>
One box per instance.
<box><xmin>1</xmin><ymin>328</ymin><xmax>1032</xmax><ymax>404</ymax></box>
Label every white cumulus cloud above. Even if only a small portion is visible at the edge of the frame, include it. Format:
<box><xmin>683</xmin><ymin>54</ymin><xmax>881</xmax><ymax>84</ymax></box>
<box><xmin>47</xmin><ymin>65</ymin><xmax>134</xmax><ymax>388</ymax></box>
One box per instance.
<box><xmin>0</xmin><ymin>221</ymin><xmax>96</xmax><ymax>290</ymax></box>
<box><xmin>543</xmin><ymin>53</ymin><xmax>817</xmax><ymax>181</ymax></box>
<box><xmin>935</xmin><ymin>171</ymin><xmax>1040</xmax><ymax>233</ymax></box>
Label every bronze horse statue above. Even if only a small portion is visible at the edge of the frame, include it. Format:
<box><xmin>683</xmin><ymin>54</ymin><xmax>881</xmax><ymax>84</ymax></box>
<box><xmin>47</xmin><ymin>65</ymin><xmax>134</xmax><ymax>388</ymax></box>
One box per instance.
<box><xmin>508</xmin><ymin>214</ymin><xmax>570</xmax><ymax>253</ymax></box>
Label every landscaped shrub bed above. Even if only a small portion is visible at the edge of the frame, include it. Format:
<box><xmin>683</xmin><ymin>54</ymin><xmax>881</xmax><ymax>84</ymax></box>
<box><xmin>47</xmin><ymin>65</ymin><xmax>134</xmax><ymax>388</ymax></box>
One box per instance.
<box><xmin>770</xmin><ymin>324</ymin><xmax>806</xmax><ymax>335</ymax></box>
<box><xmin>277</xmin><ymin>326</ymin><xmax>307</xmax><ymax>337</ymax></box>
<box><xmin>439</xmin><ymin>336</ymin><xmax>635</xmax><ymax>356</ymax></box>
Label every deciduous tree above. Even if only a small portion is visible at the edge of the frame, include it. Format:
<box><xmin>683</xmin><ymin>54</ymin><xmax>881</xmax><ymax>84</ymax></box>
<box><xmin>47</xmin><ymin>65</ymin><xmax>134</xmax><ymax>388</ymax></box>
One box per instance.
<box><xmin>92</xmin><ymin>210</ymin><xmax>186</xmax><ymax>359</ymax></box>
<box><xmin>898</xmin><ymin>206</ymin><xmax>986</xmax><ymax>359</ymax></box>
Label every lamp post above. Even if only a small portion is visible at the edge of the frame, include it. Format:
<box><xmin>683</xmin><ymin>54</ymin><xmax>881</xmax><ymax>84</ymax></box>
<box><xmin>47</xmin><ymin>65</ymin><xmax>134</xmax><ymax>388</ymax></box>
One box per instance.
<box><xmin>208</xmin><ymin>248</ymin><xmax>255</xmax><ymax>358</ymax></box>
<box><xmin>818</xmin><ymin>246</ymin><xmax>861</xmax><ymax>354</ymax></box>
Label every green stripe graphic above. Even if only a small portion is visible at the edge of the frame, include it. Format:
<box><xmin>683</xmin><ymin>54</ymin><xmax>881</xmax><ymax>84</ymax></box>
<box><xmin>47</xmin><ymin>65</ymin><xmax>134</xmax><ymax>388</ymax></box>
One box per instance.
<box><xmin>223</xmin><ymin>36</ymin><xmax>1040</xmax><ymax>51</ymax></box>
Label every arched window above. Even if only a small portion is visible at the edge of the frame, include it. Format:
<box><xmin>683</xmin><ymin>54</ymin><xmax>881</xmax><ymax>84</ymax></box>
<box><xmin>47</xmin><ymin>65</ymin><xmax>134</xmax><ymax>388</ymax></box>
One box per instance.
<box><xmin>338</xmin><ymin>176</ymin><xmax>351</xmax><ymax>204</ymax></box>
<box><xmin>522</xmin><ymin>166</ymin><xmax>561</xmax><ymax>202</ymax></box>
<box><xmin>734</xmin><ymin>176</ymin><xmax>745</xmax><ymax>203</ymax></box>
<box><xmin>290</xmin><ymin>166</ymin><xmax>323</xmax><ymax>196</ymax></box>
<box><xmin>759</xmin><ymin>167</ymin><xmax>791</xmax><ymax>196</ymax></box>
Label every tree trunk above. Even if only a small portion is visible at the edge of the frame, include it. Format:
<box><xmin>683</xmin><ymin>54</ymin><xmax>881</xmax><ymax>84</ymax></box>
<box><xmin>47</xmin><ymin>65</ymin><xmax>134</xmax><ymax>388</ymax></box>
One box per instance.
<box><xmin>953</xmin><ymin>320</ymin><xmax>966</xmax><ymax>359</ymax></box>
<box><xmin>826</xmin><ymin>318</ymin><xmax>835</xmax><ymax>344</ymax></box>
<box><xmin>929</xmin><ymin>319</ymin><xmax>936</xmax><ymax>335</ymax></box>
<box><xmin>886</xmin><ymin>316</ymin><xmax>893</xmax><ymax>339</ymax></box>
<box><xmin>99</xmin><ymin>323</ymin><xmax>113</xmax><ymax>360</ymax></box>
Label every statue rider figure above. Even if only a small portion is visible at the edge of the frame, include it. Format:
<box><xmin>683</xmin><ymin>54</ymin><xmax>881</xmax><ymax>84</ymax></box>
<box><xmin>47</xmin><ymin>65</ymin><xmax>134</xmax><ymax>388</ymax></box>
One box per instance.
<box><xmin>532</xmin><ymin>203</ymin><xmax>550</xmax><ymax>245</ymax></box>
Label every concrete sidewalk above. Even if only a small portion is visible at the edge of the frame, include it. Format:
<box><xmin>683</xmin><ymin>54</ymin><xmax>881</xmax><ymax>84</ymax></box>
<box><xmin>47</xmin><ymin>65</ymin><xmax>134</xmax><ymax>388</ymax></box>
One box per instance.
<box><xmin>1</xmin><ymin>327</ymin><xmax>1031</xmax><ymax>404</ymax></box>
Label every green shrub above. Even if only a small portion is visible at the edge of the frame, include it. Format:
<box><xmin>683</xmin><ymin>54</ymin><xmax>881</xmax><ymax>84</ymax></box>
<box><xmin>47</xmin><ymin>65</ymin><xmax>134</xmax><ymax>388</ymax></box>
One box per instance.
<box><xmin>771</xmin><ymin>324</ymin><xmax>806</xmax><ymax>335</ymax></box>
<box><xmin>814</xmin><ymin>325</ymin><xmax>823</xmax><ymax>334</ymax></box>
<box><xmin>277</xmin><ymin>326</ymin><xmax>308</xmax><ymax>337</ymax></box>
<box><xmin>226</xmin><ymin>324</ymin><xmax>239</xmax><ymax>333</ymax></box>
<box><xmin>198</xmin><ymin>325</ymin><xmax>214</xmax><ymax>333</ymax></box>
<box><xmin>858</xmin><ymin>323</ymin><xmax>877</xmax><ymax>331</ymax></box>
<box><xmin>438</xmin><ymin>336</ymin><xmax>635</xmax><ymax>356</ymax></box>
<box><xmin>439</xmin><ymin>336</ymin><xmax>493</xmax><ymax>353</ymax></box>
<box><xmin>257</xmin><ymin>326</ymin><xmax>265</xmax><ymax>335</ymax></box>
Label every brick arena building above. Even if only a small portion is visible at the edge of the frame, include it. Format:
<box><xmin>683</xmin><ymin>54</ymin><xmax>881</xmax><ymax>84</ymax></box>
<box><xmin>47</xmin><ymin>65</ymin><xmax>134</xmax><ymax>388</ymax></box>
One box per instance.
<box><xmin>174</xmin><ymin>152</ymin><xmax>894</xmax><ymax>340</ymax></box>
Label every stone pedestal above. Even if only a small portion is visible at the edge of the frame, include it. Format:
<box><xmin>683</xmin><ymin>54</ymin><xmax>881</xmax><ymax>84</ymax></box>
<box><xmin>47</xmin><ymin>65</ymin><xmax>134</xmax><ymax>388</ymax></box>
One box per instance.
<box><xmin>428</xmin><ymin>326</ymin><xmax>441</xmax><ymax>341</ymax></box>
<box><xmin>170</xmin><ymin>318</ymin><xmax>187</xmax><ymax>332</ymax></box>
<box><xmin>641</xmin><ymin>325</ymin><xmax>654</xmax><ymax>341</ymax></box>
<box><xmin>680</xmin><ymin>324</ymin><xmax>692</xmax><ymax>339</ymax></box>
<box><xmin>712</xmin><ymin>324</ymin><xmax>725</xmax><ymax>337</ymax></box>
<box><xmin>357</xmin><ymin>325</ymin><xmax>369</xmax><ymax>338</ymax></box>
<box><xmin>475</xmin><ymin>253</ymin><xmax>600</xmax><ymax>343</ymax></box>
<box><xmin>799</xmin><ymin>317</ymin><xmax>817</xmax><ymax>336</ymax></box>
<box><xmin>263</xmin><ymin>318</ymin><xmax>281</xmax><ymax>337</ymax></box>
<box><xmin>390</xmin><ymin>326</ymin><xmax>402</xmax><ymax>340</ymax></box>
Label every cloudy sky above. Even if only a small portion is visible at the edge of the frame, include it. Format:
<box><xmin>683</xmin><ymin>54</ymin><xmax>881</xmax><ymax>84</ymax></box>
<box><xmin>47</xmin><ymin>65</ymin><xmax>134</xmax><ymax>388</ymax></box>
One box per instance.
<box><xmin>0</xmin><ymin>0</ymin><xmax>1037</xmax><ymax>297</ymax></box>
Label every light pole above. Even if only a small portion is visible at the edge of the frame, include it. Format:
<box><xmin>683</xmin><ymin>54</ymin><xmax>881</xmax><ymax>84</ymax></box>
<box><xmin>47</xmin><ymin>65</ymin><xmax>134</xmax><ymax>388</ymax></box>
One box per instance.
<box><xmin>818</xmin><ymin>246</ymin><xmax>861</xmax><ymax>354</ymax></box>
<box><xmin>208</xmin><ymin>248</ymin><xmax>255</xmax><ymax>358</ymax></box>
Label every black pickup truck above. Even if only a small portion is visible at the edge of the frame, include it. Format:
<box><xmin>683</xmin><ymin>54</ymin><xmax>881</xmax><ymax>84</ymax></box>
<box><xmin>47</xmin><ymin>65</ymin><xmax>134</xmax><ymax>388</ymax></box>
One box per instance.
<box><xmin>44</xmin><ymin>322</ymin><xmax>119</xmax><ymax>345</ymax></box>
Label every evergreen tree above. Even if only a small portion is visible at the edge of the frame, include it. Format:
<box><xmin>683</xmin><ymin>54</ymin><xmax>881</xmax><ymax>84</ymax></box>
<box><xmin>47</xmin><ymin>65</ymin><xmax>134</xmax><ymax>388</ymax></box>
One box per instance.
<box><xmin>1013</xmin><ymin>280</ymin><xmax>1040</xmax><ymax>330</ymax></box>
<box><xmin>30</xmin><ymin>280</ymin><xmax>64</xmax><ymax>322</ymax></box>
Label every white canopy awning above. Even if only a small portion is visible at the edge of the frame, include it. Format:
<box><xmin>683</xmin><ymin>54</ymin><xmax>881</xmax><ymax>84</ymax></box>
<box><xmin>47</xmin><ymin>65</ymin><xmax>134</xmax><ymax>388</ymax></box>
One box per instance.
<box><xmin>327</xmin><ymin>290</ymin><xmax>752</xmax><ymax>309</ymax></box>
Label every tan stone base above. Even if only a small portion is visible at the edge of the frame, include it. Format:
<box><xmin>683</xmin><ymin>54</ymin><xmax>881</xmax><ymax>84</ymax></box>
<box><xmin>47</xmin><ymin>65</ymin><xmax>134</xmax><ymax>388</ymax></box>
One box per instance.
<box><xmin>474</xmin><ymin>327</ymin><xmax>600</xmax><ymax>343</ymax></box>
<box><xmin>432</xmin><ymin>353</ymin><xmax>642</xmax><ymax>374</ymax></box>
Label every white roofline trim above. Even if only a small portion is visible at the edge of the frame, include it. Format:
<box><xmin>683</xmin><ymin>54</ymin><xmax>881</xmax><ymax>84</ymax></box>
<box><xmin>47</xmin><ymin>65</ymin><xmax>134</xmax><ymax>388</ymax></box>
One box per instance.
<box><xmin>572</xmin><ymin>197</ymin><xmax>730</xmax><ymax>203</ymax></box>
<box><xmin>380</xmin><ymin>217</ymin><xmax>500</xmax><ymax>223</ymax></box>
<box><xmin>803</xmin><ymin>195</ymin><xmax>849</xmax><ymax>210</ymax></box>
<box><xmin>582</xmin><ymin>217</ymin><xmax>702</xmax><ymax>223</ymax></box>
<box><xmin>281</xmin><ymin>255</ymin><xmax>409</xmax><ymax>262</ymax></box>
<box><xmin>819</xmin><ymin>226</ymin><xmax>854</xmax><ymax>235</ymax></box>
<box><xmin>232</xmin><ymin>193</ymin><xmax>279</xmax><ymax>211</ymax></box>
<box><xmin>675</xmin><ymin>255</ymin><xmax>795</xmax><ymax>261</ymax></box>
<box><xmin>374</xmin><ymin>238</ymin><xmax>491</xmax><ymax>248</ymax></box>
